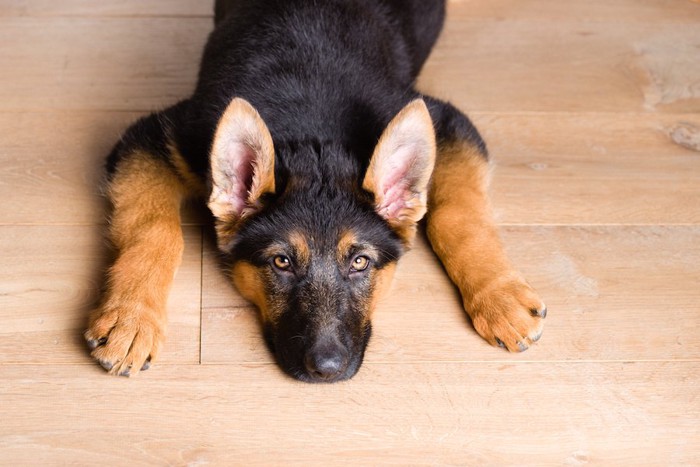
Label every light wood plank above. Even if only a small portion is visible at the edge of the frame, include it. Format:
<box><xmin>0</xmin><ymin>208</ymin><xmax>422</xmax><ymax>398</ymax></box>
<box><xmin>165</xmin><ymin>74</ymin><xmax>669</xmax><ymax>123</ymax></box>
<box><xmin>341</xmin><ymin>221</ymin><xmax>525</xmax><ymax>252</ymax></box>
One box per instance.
<box><xmin>451</xmin><ymin>0</ymin><xmax>700</xmax><ymax>23</ymax></box>
<box><xmin>420</xmin><ymin>9</ymin><xmax>700</xmax><ymax>113</ymax></box>
<box><xmin>0</xmin><ymin>0</ymin><xmax>213</xmax><ymax>17</ymax></box>
<box><xmin>0</xmin><ymin>112</ymin><xmax>207</xmax><ymax>225</ymax></box>
<box><xmin>0</xmin><ymin>226</ymin><xmax>202</xmax><ymax>364</ymax></box>
<box><xmin>201</xmin><ymin>226</ymin><xmax>700</xmax><ymax>364</ymax></box>
<box><xmin>0</xmin><ymin>112</ymin><xmax>134</xmax><ymax>225</ymax></box>
<box><xmin>0</xmin><ymin>362</ymin><xmax>697</xmax><ymax>464</ymax></box>
<box><xmin>0</xmin><ymin>17</ymin><xmax>208</xmax><ymax>111</ymax></box>
<box><xmin>477</xmin><ymin>112</ymin><xmax>700</xmax><ymax>225</ymax></box>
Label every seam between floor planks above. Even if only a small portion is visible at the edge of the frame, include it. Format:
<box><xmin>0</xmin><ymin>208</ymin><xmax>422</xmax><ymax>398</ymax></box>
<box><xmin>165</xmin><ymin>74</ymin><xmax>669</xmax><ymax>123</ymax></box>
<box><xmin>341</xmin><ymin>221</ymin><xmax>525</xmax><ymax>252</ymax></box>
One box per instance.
<box><xmin>198</xmin><ymin>229</ymin><xmax>205</xmax><ymax>365</ymax></box>
<box><xmin>2</xmin><ymin>359</ymin><xmax>700</xmax><ymax>366</ymax></box>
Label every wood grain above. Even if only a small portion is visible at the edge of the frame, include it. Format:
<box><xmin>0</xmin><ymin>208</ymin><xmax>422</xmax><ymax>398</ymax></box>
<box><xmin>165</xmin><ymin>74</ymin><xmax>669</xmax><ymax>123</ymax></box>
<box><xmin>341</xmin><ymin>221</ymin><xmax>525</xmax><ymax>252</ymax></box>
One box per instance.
<box><xmin>0</xmin><ymin>226</ymin><xmax>202</xmax><ymax>364</ymax></box>
<box><xmin>0</xmin><ymin>17</ymin><xmax>208</xmax><ymax>111</ymax></box>
<box><xmin>449</xmin><ymin>0</ymin><xmax>700</xmax><ymax>23</ymax></box>
<box><xmin>0</xmin><ymin>362</ymin><xmax>697</xmax><ymax>465</ymax></box>
<box><xmin>0</xmin><ymin>112</ymin><xmax>135</xmax><ymax>225</ymax></box>
<box><xmin>420</xmin><ymin>7</ymin><xmax>700</xmax><ymax>113</ymax></box>
<box><xmin>0</xmin><ymin>111</ymin><xmax>208</xmax><ymax>225</ymax></box>
<box><xmin>477</xmin><ymin>112</ymin><xmax>700</xmax><ymax>224</ymax></box>
<box><xmin>0</xmin><ymin>0</ymin><xmax>213</xmax><ymax>17</ymax></box>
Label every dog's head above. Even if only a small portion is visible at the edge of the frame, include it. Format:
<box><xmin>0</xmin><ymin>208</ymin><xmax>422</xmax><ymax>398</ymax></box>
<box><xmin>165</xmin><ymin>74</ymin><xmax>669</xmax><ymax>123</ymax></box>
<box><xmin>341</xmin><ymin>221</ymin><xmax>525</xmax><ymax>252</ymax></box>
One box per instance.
<box><xmin>208</xmin><ymin>98</ymin><xmax>435</xmax><ymax>382</ymax></box>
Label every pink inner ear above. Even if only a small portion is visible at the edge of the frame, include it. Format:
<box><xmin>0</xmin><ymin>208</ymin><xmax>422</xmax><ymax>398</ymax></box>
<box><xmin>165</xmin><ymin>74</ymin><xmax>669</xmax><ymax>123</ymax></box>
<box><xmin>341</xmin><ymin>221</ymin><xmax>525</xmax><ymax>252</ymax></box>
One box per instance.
<box><xmin>382</xmin><ymin>181</ymin><xmax>411</xmax><ymax>219</ymax></box>
<box><xmin>377</xmin><ymin>145</ymin><xmax>417</xmax><ymax>219</ymax></box>
<box><xmin>222</xmin><ymin>140</ymin><xmax>256</xmax><ymax>216</ymax></box>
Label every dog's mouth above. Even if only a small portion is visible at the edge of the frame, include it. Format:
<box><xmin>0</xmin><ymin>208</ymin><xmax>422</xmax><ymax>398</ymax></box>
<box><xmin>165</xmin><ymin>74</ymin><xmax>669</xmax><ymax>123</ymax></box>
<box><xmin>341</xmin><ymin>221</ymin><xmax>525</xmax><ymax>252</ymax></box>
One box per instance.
<box><xmin>263</xmin><ymin>323</ymin><xmax>371</xmax><ymax>383</ymax></box>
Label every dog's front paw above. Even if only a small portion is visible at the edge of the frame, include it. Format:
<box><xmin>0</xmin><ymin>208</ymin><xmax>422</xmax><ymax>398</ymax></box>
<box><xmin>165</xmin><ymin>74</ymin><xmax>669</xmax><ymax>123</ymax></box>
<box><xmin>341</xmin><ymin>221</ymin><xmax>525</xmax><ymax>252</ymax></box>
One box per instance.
<box><xmin>465</xmin><ymin>274</ymin><xmax>546</xmax><ymax>352</ymax></box>
<box><xmin>84</xmin><ymin>302</ymin><xmax>165</xmax><ymax>376</ymax></box>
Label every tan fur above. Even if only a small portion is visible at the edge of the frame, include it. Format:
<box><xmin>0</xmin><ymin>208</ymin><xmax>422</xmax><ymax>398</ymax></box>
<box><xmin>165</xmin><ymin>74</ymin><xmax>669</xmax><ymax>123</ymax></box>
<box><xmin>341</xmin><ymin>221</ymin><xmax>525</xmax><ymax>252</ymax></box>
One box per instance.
<box><xmin>231</xmin><ymin>261</ymin><xmax>273</xmax><ymax>321</ymax></box>
<box><xmin>85</xmin><ymin>152</ymin><xmax>188</xmax><ymax>375</ymax></box>
<box><xmin>368</xmin><ymin>263</ymin><xmax>397</xmax><ymax>318</ymax></box>
<box><xmin>363</xmin><ymin>99</ymin><xmax>436</xmax><ymax>246</ymax></box>
<box><xmin>289</xmin><ymin>231</ymin><xmax>311</xmax><ymax>267</ymax></box>
<box><xmin>426</xmin><ymin>141</ymin><xmax>545</xmax><ymax>352</ymax></box>
<box><xmin>336</xmin><ymin>230</ymin><xmax>357</xmax><ymax>264</ymax></box>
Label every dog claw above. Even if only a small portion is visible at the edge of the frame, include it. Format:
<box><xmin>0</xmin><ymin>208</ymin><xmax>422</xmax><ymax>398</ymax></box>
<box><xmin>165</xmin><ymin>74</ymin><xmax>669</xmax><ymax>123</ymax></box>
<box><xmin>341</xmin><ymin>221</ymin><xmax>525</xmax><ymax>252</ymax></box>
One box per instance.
<box><xmin>495</xmin><ymin>338</ymin><xmax>506</xmax><ymax>349</ymax></box>
<box><xmin>517</xmin><ymin>341</ymin><xmax>528</xmax><ymax>352</ymax></box>
<box><xmin>141</xmin><ymin>360</ymin><xmax>151</xmax><ymax>371</ymax></box>
<box><xmin>98</xmin><ymin>359</ymin><xmax>114</xmax><ymax>371</ymax></box>
<box><xmin>87</xmin><ymin>337</ymin><xmax>107</xmax><ymax>350</ymax></box>
<box><xmin>530</xmin><ymin>305</ymin><xmax>547</xmax><ymax>319</ymax></box>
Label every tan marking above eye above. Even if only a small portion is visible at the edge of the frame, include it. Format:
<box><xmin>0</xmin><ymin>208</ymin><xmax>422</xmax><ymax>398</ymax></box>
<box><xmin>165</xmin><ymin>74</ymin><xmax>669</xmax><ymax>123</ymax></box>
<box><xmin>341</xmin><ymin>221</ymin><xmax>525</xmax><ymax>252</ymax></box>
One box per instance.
<box><xmin>337</xmin><ymin>230</ymin><xmax>357</xmax><ymax>264</ymax></box>
<box><xmin>288</xmin><ymin>231</ymin><xmax>311</xmax><ymax>266</ymax></box>
<box><xmin>350</xmin><ymin>255</ymin><xmax>370</xmax><ymax>272</ymax></box>
<box><xmin>273</xmin><ymin>255</ymin><xmax>292</xmax><ymax>270</ymax></box>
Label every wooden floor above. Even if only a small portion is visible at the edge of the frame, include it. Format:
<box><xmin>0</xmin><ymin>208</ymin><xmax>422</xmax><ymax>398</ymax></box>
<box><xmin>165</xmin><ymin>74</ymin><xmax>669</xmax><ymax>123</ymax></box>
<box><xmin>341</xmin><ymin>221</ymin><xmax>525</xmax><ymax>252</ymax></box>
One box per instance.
<box><xmin>1</xmin><ymin>0</ymin><xmax>699</xmax><ymax>464</ymax></box>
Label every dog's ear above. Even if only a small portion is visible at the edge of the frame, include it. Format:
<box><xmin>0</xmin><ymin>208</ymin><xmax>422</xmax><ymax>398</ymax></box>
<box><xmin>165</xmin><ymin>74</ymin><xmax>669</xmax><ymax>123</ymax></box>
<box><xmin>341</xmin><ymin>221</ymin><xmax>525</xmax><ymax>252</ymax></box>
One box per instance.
<box><xmin>363</xmin><ymin>99</ymin><xmax>436</xmax><ymax>245</ymax></box>
<box><xmin>208</xmin><ymin>97</ymin><xmax>275</xmax><ymax>222</ymax></box>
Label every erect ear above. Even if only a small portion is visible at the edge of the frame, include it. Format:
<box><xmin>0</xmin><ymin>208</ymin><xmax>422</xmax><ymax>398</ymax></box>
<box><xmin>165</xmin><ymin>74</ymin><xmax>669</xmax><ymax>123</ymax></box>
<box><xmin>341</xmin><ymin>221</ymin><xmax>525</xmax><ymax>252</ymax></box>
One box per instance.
<box><xmin>363</xmin><ymin>99</ymin><xmax>436</xmax><ymax>245</ymax></box>
<box><xmin>208</xmin><ymin>97</ymin><xmax>275</xmax><ymax>222</ymax></box>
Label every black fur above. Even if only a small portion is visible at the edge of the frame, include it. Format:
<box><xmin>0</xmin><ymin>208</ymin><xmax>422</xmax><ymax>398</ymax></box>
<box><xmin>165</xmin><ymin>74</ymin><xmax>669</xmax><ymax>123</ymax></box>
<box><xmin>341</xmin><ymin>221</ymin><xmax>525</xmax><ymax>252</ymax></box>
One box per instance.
<box><xmin>107</xmin><ymin>0</ymin><xmax>488</xmax><ymax>382</ymax></box>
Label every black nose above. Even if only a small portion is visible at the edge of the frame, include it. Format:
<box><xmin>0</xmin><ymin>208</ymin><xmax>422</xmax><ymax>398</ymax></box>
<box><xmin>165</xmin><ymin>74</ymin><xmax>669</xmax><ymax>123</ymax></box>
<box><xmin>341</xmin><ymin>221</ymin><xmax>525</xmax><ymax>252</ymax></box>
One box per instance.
<box><xmin>304</xmin><ymin>342</ymin><xmax>348</xmax><ymax>382</ymax></box>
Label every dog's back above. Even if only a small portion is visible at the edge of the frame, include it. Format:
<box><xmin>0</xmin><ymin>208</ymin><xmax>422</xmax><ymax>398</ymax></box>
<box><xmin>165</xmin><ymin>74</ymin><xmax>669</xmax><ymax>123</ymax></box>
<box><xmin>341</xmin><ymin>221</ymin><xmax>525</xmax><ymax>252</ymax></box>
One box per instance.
<box><xmin>172</xmin><ymin>0</ymin><xmax>445</xmax><ymax>176</ymax></box>
<box><xmin>213</xmin><ymin>0</ymin><xmax>444</xmax><ymax>78</ymax></box>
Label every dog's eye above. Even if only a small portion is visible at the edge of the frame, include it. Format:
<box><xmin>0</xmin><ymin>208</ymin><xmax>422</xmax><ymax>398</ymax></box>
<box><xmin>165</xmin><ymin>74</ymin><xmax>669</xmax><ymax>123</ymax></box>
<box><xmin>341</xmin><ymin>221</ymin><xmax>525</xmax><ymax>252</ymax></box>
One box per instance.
<box><xmin>350</xmin><ymin>255</ymin><xmax>370</xmax><ymax>272</ymax></box>
<box><xmin>272</xmin><ymin>255</ymin><xmax>292</xmax><ymax>271</ymax></box>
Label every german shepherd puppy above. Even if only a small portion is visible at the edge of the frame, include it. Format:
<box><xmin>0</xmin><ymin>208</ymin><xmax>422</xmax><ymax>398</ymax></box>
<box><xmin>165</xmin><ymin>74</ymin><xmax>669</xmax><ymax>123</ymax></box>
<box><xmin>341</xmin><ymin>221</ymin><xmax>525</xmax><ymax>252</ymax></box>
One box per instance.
<box><xmin>85</xmin><ymin>0</ymin><xmax>546</xmax><ymax>382</ymax></box>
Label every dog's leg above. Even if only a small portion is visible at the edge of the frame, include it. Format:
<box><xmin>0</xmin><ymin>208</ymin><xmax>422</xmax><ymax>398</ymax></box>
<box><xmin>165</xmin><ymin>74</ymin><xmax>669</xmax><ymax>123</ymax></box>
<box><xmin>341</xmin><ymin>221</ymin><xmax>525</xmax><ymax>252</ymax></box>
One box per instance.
<box><xmin>85</xmin><ymin>111</ymin><xmax>199</xmax><ymax>375</ymax></box>
<box><xmin>425</xmin><ymin>98</ymin><xmax>546</xmax><ymax>352</ymax></box>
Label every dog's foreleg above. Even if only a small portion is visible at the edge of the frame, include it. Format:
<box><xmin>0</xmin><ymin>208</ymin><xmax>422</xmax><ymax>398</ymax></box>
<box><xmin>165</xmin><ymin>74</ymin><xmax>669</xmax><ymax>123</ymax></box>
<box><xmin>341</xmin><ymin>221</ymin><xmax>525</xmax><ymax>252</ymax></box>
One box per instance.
<box><xmin>426</xmin><ymin>138</ymin><xmax>546</xmax><ymax>352</ymax></box>
<box><xmin>85</xmin><ymin>148</ymin><xmax>191</xmax><ymax>376</ymax></box>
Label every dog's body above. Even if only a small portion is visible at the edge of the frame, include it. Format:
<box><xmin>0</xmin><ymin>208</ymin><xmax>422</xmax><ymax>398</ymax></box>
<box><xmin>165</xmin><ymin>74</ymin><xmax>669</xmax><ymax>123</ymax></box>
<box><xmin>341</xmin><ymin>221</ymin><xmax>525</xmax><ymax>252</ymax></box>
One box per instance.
<box><xmin>86</xmin><ymin>0</ymin><xmax>546</xmax><ymax>381</ymax></box>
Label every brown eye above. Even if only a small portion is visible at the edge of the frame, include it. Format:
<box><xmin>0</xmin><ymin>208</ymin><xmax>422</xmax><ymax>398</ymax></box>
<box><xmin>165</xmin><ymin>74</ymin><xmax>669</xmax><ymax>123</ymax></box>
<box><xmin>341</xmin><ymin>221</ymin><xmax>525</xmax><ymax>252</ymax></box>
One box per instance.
<box><xmin>273</xmin><ymin>255</ymin><xmax>292</xmax><ymax>271</ymax></box>
<box><xmin>350</xmin><ymin>255</ymin><xmax>370</xmax><ymax>272</ymax></box>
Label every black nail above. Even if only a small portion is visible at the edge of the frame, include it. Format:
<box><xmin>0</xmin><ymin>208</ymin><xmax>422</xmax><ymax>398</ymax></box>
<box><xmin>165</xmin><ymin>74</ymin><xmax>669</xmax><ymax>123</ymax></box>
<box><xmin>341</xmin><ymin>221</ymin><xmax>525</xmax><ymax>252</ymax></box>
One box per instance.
<box><xmin>118</xmin><ymin>364</ymin><xmax>133</xmax><ymax>377</ymax></box>
<box><xmin>99</xmin><ymin>360</ymin><xmax>113</xmax><ymax>371</ymax></box>
<box><xmin>517</xmin><ymin>341</ymin><xmax>528</xmax><ymax>352</ymax></box>
<box><xmin>87</xmin><ymin>337</ymin><xmax>107</xmax><ymax>350</ymax></box>
<box><xmin>141</xmin><ymin>360</ymin><xmax>151</xmax><ymax>371</ymax></box>
<box><xmin>495</xmin><ymin>338</ymin><xmax>505</xmax><ymax>349</ymax></box>
<box><xmin>531</xmin><ymin>306</ymin><xmax>547</xmax><ymax>319</ymax></box>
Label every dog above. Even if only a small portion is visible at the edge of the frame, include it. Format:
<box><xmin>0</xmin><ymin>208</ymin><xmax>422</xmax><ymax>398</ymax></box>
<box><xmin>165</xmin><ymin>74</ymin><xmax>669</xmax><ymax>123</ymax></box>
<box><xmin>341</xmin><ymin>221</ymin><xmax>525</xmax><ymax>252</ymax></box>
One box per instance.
<box><xmin>85</xmin><ymin>0</ymin><xmax>546</xmax><ymax>382</ymax></box>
